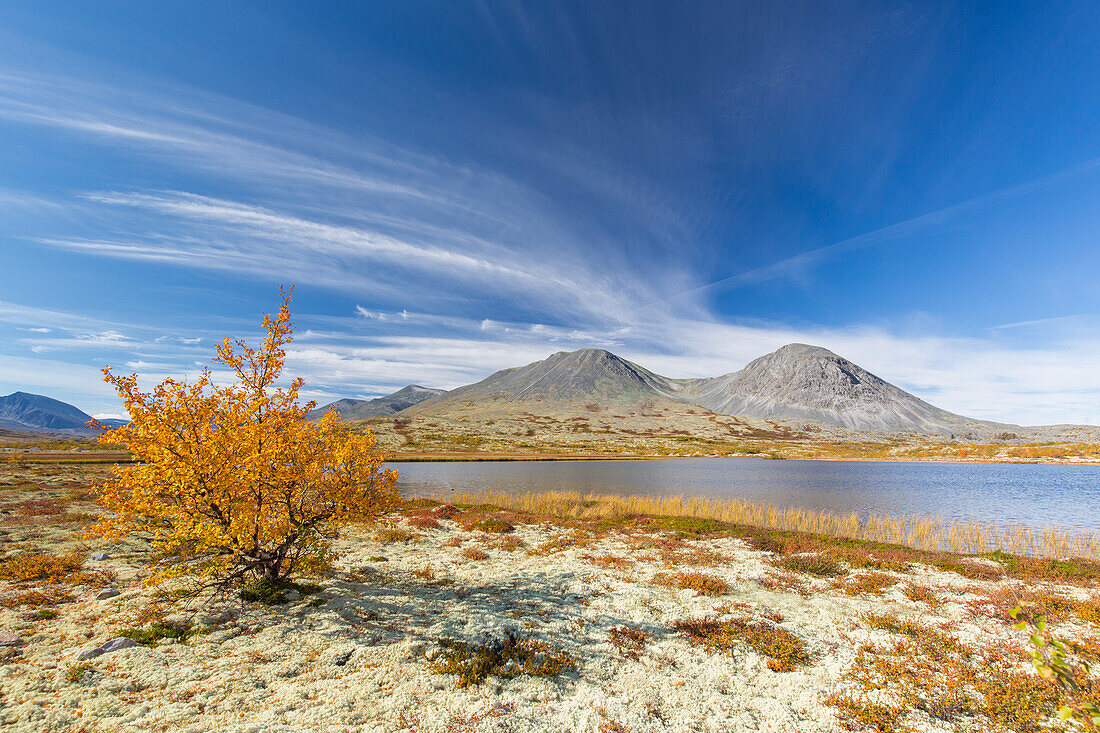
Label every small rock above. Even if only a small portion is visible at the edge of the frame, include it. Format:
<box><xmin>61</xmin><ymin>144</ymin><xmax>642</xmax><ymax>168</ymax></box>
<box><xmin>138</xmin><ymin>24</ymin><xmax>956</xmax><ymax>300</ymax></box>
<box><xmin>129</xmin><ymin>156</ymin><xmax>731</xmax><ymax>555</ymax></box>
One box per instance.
<box><xmin>0</xmin><ymin>632</ymin><xmax>20</xmax><ymax>647</ymax></box>
<box><xmin>285</xmin><ymin>590</ymin><xmax>301</xmax><ymax>602</ymax></box>
<box><xmin>76</xmin><ymin>639</ymin><xmax>137</xmax><ymax>661</ymax></box>
<box><xmin>76</xmin><ymin>647</ymin><xmax>104</xmax><ymax>661</ymax></box>
<box><xmin>90</xmin><ymin>552</ymin><xmax>110</xmax><ymax>561</ymax></box>
<box><xmin>97</xmin><ymin>637</ymin><xmax>139</xmax><ymax>656</ymax></box>
<box><xmin>95</xmin><ymin>588</ymin><xmax>120</xmax><ymax>600</ymax></box>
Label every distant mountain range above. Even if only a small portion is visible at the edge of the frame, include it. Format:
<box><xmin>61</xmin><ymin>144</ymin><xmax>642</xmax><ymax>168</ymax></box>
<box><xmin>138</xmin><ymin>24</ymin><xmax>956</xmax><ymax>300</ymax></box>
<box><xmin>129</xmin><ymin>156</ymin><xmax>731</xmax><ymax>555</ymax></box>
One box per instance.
<box><xmin>0</xmin><ymin>392</ymin><xmax>127</xmax><ymax>435</ymax></box>
<box><xmin>391</xmin><ymin>345</ymin><xmax>1002</xmax><ymax>435</ymax></box>
<box><xmin>307</xmin><ymin>384</ymin><xmax>445</xmax><ymax>421</ymax></box>
<box><xmin>17</xmin><ymin>343</ymin><xmax>1089</xmax><ymax>440</ymax></box>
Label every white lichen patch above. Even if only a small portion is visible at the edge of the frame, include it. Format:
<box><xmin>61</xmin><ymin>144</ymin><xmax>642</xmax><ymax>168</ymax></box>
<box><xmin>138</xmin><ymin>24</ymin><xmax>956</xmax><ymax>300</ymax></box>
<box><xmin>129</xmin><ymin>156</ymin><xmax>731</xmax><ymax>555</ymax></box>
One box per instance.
<box><xmin>0</xmin><ymin>515</ymin><xmax>1078</xmax><ymax>732</ymax></box>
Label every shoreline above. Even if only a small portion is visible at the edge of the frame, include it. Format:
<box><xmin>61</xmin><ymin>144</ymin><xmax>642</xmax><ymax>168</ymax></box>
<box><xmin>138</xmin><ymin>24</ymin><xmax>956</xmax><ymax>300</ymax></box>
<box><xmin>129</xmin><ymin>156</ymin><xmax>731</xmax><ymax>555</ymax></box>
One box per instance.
<box><xmin>387</xmin><ymin>451</ymin><xmax>1100</xmax><ymax>466</ymax></box>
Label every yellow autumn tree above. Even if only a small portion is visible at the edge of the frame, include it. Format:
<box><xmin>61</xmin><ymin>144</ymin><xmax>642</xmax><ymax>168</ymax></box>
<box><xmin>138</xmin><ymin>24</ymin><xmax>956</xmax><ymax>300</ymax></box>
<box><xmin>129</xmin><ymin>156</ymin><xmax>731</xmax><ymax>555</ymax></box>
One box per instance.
<box><xmin>94</xmin><ymin>290</ymin><xmax>397</xmax><ymax>587</ymax></box>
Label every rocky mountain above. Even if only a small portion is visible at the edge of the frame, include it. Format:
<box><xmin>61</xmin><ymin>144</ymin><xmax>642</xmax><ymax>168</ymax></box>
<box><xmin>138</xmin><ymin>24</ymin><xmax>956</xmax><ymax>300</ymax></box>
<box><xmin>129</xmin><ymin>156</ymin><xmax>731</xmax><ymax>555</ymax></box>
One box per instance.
<box><xmin>403</xmin><ymin>349</ymin><xmax>683</xmax><ymax>412</ymax></box>
<box><xmin>0</xmin><ymin>392</ymin><xmax>126</xmax><ymax>434</ymax></box>
<box><xmin>397</xmin><ymin>345</ymin><xmax>1007</xmax><ymax>435</ymax></box>
<box><xmin>674</xmin><ymin>344</ymin><xmax>1003</xmax><ymax>434</ymax></box>
<box><xmin>309</xmin><ymin>384</ymin><xmax>445</xmax><ymax>421</ymax></box>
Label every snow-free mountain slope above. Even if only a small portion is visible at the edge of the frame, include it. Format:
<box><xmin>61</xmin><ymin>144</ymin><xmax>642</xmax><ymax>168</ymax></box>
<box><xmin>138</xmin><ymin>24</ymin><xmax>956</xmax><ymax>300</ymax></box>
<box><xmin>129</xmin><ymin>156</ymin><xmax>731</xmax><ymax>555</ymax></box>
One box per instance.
<box><xmin>677</xmin><ymin>344</ymin><xmax>1002</xmax><ymax>433</ymax></box>
<box><xmin>0</xmin><ymin>392</ymin><xmax>126</xmax><ymax>434</ymax></box>
<box><xmin>309</xmin><ymin>385</ymin><xmax>444</xmax><ymax>420</ymax></box>
<box><xmin>405</xmin><ymin>348</ymin><xmax>681</xmax><ymax>411</ymax></box>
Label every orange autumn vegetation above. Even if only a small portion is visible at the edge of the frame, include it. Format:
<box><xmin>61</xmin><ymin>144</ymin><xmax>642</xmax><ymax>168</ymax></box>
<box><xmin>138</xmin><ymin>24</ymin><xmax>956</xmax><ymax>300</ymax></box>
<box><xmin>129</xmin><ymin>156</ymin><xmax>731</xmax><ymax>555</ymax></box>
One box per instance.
<box><xmin>93</xmin><ymin>290</ymin><xmax>397</xmax><ymax>584</ymax></box>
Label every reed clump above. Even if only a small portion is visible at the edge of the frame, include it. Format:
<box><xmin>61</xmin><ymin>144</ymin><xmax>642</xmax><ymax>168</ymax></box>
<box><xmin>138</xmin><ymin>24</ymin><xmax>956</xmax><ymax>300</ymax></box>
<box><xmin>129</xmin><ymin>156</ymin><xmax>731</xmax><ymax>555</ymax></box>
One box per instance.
<box><xmin>429</xmin><ymin>489</ymin><xmax>1100</xmax><ymax>561</ymax></box>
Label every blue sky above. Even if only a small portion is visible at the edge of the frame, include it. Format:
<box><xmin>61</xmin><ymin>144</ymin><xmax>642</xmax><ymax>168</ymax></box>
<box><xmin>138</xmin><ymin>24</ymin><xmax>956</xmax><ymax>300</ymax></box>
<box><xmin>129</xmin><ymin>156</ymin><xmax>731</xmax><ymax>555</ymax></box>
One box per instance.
<box><xmin>1</xmin><ymin>1</ymin><xmax>1099</xmax><ymax>424</ymax></box>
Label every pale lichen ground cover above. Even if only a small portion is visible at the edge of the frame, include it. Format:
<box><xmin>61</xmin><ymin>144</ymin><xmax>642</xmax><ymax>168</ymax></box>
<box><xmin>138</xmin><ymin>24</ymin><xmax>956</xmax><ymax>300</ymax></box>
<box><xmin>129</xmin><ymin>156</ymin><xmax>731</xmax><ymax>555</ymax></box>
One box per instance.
<box><xmin>4</xmin><ymin>504</ymin><xmax>1094</xmax><ymax>733</ymax></box>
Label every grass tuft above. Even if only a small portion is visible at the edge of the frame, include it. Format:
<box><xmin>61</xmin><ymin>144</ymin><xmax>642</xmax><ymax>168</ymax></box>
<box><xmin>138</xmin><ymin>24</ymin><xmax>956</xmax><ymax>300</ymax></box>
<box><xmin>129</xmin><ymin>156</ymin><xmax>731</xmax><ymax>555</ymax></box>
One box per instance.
<box><xmin>774</xmin><ymin>554</ymin><xmax>847</xmax><ymax>578</ymax></box>
<box><xmin>239</xmin><ymin>578</ymin><xmax>321</xmax><ymax>605</ymax></box>
<box><xmin>471</xmin><ymin>518</ymin><xmax>514</xmax><ymax>534</ymax></box>
<box><xmin>607</xmin><ymin>625</ymin><xmax>650</xmax><ymax>660</ymax></box>
<box><xmin>374</xmin><ymin>528</ymin><xmax>417</xmax><ymax>543</ymax></box>
<box><xmin>0</xmin><ymin>552</ymin><xmax>103</xmax><ymax>585</ymax></box>
<box><xmin>674</xmin><ymin>617</ymin><xmax>809</xmax><ymax>672</ymax></box>
<box><xmin>429</xmin><ymin>630</ymin><xmax>577</xmax><ymax>687</ymax></box>
<box><xmin>461</xmin><ymin>547</ymin><xmax>489</xmax><ymax>561</ymax></box>
<box><xmin>118</xmin><ymin>620</ymin><xmax>196</xmax><ymax>646</ymax></box>
<box><xmin>654</xmin><ymin>571</ymin><xmax>730</xmax><ymax>596</ymax></box>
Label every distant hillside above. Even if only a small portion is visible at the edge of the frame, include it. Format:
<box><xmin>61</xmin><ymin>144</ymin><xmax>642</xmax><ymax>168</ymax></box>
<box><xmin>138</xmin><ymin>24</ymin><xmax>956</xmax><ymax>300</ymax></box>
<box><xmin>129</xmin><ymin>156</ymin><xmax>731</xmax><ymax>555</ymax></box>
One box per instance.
<box><xmin>0</xmin><ymin>392</ymin><xmax>126</xmax><ymax>434</ymax></box>
<box><xmin>399</xmin><ymin>346</ymin><xmax>1017</xmax><ymax>436</ymax></box>
<box><xmin>674</xmin><ymin>344</ymin><xmax>1006</xmax><ymax>434</ymax></box>
<box><xmin>403</xmin><ymin>349</ymin><xmax>683</xmax><ymax>412</ymax></box>
<box><xmin>314</xmin><ymin>344</ymin><xmax>1100</xmax><ymax>439</ymax></box>
<box><xmin>309</xmin><ymin>385</ymin><xmax>444</xmax><ymax>421</ymax></box>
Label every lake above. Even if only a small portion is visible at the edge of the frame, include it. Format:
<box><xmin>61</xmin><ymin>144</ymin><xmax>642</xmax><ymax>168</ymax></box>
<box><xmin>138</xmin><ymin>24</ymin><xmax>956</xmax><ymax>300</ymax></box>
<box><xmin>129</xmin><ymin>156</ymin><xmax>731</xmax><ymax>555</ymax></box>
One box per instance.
<box><xmin>391</xmin><ymin>457</ymin><xmax>1100</xmax><ymax>533</ymax></box>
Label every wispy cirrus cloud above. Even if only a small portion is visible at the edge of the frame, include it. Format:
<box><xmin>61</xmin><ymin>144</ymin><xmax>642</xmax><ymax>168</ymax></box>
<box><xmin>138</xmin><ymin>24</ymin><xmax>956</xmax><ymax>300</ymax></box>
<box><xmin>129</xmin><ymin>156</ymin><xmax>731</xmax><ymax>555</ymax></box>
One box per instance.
<box><xmin>0</xmin><ymin>39</ymin><xmax>1097</xmax><ymax>428</ymax></box>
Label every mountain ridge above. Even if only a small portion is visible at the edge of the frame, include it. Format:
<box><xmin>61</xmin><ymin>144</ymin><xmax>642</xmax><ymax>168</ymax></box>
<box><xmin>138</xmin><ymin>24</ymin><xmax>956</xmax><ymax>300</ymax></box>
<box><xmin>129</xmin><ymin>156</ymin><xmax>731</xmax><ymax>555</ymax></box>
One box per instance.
<box><xmin>0</xmin><ymin>392</ymin><xmax>127</xmax><ymax>435</ymax></box>
<box><xmin>309</xmin><ymin>384</ymin><xmax>444</xmax><ymax>421</ymax></box>
<box><xmin>395</xmin><ymin>344</ymin><xmax>1019</xmax><ymax>435</ymax></box>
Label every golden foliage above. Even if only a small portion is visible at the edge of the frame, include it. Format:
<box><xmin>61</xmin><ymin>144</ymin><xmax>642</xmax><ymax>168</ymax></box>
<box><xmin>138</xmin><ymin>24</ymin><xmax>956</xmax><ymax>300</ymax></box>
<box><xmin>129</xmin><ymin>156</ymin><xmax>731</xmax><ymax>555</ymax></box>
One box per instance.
<box><xmin>93</xmin><ymin>291</ymin><xmax>397</xmax><ymax>583</ymax></box>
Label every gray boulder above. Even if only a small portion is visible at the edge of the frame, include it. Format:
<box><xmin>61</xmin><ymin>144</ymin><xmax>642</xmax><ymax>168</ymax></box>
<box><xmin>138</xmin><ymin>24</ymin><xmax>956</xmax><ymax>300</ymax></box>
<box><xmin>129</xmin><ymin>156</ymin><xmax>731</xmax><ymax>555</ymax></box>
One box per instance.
<box><xmin>76</xmin><ymin>636</ymin><xmax>138</xmax><ymax>661</ymax></box>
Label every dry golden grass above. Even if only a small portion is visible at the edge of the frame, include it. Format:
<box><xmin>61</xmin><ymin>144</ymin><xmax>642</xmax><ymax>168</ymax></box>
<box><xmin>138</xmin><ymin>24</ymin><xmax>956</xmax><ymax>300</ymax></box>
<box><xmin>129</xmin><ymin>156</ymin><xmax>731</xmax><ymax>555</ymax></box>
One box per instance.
<box><xmin>432</xmin><ymin>489</ymin><xmax>1100</xmax><ymax>560</ymax></box>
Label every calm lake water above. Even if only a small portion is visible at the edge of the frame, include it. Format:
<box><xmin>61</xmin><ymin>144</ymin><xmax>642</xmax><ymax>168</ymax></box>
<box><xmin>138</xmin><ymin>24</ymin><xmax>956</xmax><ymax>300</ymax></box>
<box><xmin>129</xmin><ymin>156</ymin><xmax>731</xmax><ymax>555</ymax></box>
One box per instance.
<box><xmin>390</xmin><ymin>458</ymin><xmax>1100</xmax><ymax>533</ymax></box>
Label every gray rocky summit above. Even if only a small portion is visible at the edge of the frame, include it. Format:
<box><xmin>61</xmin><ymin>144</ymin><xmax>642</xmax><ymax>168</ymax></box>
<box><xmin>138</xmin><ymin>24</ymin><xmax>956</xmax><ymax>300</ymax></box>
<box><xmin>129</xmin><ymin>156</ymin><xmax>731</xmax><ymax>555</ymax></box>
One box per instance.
<box><xmin>416</xmin><ymin>348</ymin><xmax>677</xmax><ymax>406</ymax></box>
<box><xmin>674</xmin><ymin>344</ymin><xmax>1000</xmax><ymax>433</ymax></box>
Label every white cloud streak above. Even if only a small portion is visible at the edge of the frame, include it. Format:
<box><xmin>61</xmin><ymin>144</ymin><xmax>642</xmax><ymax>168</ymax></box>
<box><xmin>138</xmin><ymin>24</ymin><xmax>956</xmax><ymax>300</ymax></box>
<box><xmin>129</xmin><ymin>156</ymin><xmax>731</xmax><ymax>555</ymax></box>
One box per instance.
<box><xmin>0</xmin><ymin>61</ymin><xmax>1096</xmax><ymax>427</ymax></box>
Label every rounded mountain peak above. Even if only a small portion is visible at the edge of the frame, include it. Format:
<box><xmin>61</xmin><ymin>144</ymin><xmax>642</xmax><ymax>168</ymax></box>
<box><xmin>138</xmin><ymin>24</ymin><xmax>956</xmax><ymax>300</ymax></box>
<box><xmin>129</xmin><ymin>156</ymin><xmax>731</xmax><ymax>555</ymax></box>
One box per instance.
<box><xmin>767</xmin><ymin>343</ymin><xmax>841</xmax><ymax>360</ymax></box>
